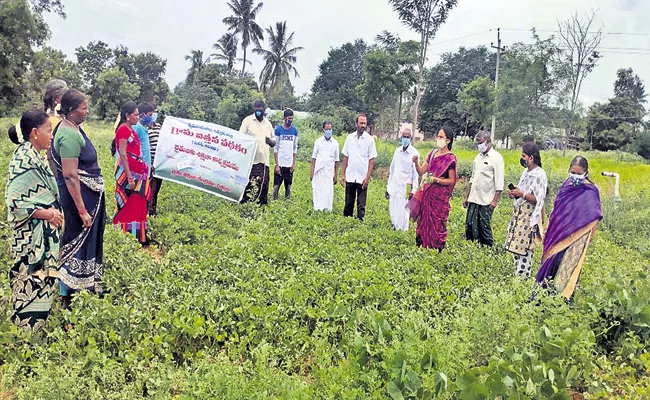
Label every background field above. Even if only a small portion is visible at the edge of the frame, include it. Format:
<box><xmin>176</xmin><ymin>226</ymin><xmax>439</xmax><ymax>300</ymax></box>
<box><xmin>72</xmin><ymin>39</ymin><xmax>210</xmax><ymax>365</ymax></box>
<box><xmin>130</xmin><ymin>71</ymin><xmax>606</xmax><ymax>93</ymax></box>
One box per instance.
<box><xmin>0</xmin><ymin>118</ymin><xmax>649</xmax><ymax>399</ymax></box>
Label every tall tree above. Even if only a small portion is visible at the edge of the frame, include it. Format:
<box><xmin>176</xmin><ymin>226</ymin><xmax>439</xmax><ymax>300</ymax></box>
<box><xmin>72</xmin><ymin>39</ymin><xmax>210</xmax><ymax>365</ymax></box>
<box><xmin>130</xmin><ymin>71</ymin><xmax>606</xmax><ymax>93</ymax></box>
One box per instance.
<box><xmin>457</xmin><ymin>76</ymin><xmax>496</xmax><ymax>129</ymax></box>
<box><xmin>0</xmin><ymin>0</ymin><xmax>49</xmax><ymax>112</ymax></box>
<box><xmin>388</xmin><ymin>0</ymin><xmax>458</xmax><ymax>135</ymax></box>
<box><xmin>309</xmin><ymin>40</ymin><xmax>368</xmax><ymax>114</ymax></box>
<box><xmin>496</xmin><ymin>33</ymin><xmax>562</xmax><ymax>140</ymax></box>
<box><xmin>614</xmin><ymin>68</ymin><xmax>647</xmax><ymax>106</ymax></box>
<box><xmin>359</xmin><ymin>35</ymin><xmax>419</xmax><ymax>134</ymax></box>
<box><xmin>29</xmin><ymin>0</ymin><xmax>65</xmax><ymax>17</ymax></box>
<box><xmin>75</xmin><ymin>41</ymin><xmax>114</xmax><ymax>84</ymax></box>
<box><xmin>222</xmin><ymin>0</ymin><xmax>264</xmax><ymax>77</ymax></box>
<box><xmin>211</xmin><ymin>33</ymin><xmax>248</xmax><ymax>74</ymax></box>
<box><xmin>253</xmin><ymin>21</ymin><xmax>304</xmax><ymax>96</ymax></box>
<box><xmin>92</xmin><ymin>67</ymin><xmax>140</xmax><ymax>120</ymax></box>
<box><xmin>420</xmin><ymin>46</ymin><xmax>496</xmax><ymax>136</ymax></box>
<box><xmin>555</xmin><ymin>10</ymin><xmax>603</xmax><ymax>141</ymax></box>
<box><xmin>184</xmin><ymin>49</ymin><xmax>209</xmax><ymax>84</ymax></box>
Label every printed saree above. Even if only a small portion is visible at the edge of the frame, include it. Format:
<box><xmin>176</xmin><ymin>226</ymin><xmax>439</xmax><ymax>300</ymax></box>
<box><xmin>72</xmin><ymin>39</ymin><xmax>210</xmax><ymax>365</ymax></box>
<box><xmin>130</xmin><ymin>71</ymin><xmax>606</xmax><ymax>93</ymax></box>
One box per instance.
<box><xmin>536</xmin><ymin>181</ymin><xmax>602</xmax><ymax>300</ymax></box>
<box><xmin>5</xmin><ymin>142</ymin><xmax>62</xmax><ymax>331</ymax></box>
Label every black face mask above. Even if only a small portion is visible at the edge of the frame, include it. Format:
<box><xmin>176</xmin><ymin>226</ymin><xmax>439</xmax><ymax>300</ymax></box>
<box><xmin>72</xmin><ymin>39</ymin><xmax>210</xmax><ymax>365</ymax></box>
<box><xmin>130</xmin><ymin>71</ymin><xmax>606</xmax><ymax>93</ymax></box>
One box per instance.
<box><xmin>520</xmin><ymin>157</ymin><xmax>528</xmax><ymax>168</ymax></box>
<box><xmin>255</xmin><ymin>110</ymin><xmax>264</xmax><ymax>121</ymax></box>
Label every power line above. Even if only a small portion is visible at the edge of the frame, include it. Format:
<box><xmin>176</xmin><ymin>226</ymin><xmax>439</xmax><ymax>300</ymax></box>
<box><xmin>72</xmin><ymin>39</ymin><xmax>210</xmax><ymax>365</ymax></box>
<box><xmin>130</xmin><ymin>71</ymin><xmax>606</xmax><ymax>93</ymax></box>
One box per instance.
<box><xmin>431</xmin><ymin>30</ymin><xmax>492</xmax><ymax>45</ymax></box>
<box><xmin>502</xmin><ymin>28</ymin><xmax>650</xmax><ymax>36</ymax></box>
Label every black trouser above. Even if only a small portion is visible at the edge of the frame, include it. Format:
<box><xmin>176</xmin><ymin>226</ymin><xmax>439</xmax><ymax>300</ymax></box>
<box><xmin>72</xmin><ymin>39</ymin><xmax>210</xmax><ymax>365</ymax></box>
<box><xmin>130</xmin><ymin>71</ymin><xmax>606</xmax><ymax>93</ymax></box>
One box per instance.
<box><xmin>273</xmin><ymin>166</ymin><xmax>293</xmax><ymax>199</ymax></box>
<box><xmin>148</xmin><ymin>176</ymin><xmax>163</xmax><ymax>216</ymax></box>
<box><xmin>465</xmin><ymin>202</ymin><xmax>494</xmax><ymax>247</ymax></box>
<box><xmin>241</xmin><ymin>163</ymin><xmax>270</xmax><ymax>205</ymax></box>
<box><xmin>344</xmin><ymin>182</ymin><xmax>368</xmax><ymax>221</ymax></box>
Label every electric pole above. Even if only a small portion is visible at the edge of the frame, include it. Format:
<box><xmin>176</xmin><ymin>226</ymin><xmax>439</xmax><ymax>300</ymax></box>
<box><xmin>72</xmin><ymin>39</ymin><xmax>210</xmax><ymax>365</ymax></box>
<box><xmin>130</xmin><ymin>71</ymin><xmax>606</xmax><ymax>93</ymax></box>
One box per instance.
<box><xmin>491</xmin><ymin>28</ymin><xmax>506</xmax><ymax>144</ymax></box>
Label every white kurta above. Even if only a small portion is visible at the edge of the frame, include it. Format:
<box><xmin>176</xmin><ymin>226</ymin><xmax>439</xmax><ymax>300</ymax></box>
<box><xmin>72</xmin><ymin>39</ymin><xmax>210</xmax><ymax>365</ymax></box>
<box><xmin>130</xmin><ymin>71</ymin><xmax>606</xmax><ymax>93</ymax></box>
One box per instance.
<box><xmin>387</xmin><ymin>145</ymin><xmax>419</xmax><ymax>231</ymax></box>
<box><xmin>311</xmin><ymin>136</ymin><xmax>340</xmax><ymax>211</ymax></box>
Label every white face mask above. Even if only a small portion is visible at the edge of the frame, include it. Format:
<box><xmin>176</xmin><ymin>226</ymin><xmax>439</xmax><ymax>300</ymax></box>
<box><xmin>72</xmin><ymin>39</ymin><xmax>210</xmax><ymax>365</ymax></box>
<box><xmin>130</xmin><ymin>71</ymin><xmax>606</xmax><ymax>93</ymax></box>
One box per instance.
<box><xmin>569</xmin><ymin>173</ymin><xmax>586</xmax><ymax>186</ymax></box>
<box><xmin>436</xmin><ymin>138</ymin><xmax>447</xmax><ymax>149</ymax></box>
<box><xmin>477</xmin><ymin>142</ymin><xmax>488</xmax><ymax>154</ymax></box>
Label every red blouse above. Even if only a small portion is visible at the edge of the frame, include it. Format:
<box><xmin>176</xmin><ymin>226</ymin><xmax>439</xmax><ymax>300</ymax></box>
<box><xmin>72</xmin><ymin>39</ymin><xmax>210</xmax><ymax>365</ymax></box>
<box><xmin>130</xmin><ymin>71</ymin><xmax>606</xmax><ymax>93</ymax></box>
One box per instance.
<box><xmin>115</xmin><ymin>124</ymin><xmax>147</xmax><ymax>175</ymax></box>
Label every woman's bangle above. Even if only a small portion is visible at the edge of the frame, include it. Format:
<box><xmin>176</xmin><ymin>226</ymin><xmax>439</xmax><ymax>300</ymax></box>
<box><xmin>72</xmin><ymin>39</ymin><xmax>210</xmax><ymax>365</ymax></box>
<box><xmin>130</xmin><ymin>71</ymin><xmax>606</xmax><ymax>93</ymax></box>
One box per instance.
<box><xmin>78</xmin><ymin>207</ymin><xmax>87</xmax><ymax>216</ymax></box>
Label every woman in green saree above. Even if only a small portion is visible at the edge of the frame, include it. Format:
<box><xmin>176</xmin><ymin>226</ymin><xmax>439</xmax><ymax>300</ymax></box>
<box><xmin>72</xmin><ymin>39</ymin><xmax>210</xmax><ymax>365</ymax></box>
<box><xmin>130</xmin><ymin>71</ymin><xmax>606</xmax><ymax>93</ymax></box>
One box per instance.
<box><xmin>5</xmin><ymin>110</ymin><xmax>64</xmax><ymax>331</ymax></box>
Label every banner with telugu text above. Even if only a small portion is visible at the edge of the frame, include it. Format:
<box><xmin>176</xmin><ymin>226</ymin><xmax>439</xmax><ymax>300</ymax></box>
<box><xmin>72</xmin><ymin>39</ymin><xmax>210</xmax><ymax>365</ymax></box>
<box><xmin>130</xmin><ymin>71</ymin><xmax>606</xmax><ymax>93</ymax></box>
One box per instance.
<box><xmin>153</xmin><ymin>116</ymin><xmax>257</xmax><ymax>202</ymax></box>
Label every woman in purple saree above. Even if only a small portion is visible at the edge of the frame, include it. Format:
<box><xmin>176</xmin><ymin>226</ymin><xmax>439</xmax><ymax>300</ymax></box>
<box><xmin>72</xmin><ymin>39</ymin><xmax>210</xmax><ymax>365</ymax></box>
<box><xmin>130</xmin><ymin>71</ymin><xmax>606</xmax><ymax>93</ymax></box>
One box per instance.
<box><xmin>409</xmin><ymin>126</ymin><xmax>457</xmax><ymax>251</ymax></box>
<box><xmin>536</xmin><ymin>156</ymin><xmax>602</xmax><ymax>300</ymax></box>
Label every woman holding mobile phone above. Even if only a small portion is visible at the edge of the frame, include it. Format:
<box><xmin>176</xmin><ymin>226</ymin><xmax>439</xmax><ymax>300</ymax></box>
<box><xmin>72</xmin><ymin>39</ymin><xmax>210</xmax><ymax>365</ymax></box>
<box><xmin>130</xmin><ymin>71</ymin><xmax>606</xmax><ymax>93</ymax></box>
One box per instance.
<box><xmin>505</xmin><ymin>142</ymin><xmax>548</xmax><ymax>279</ymax></box>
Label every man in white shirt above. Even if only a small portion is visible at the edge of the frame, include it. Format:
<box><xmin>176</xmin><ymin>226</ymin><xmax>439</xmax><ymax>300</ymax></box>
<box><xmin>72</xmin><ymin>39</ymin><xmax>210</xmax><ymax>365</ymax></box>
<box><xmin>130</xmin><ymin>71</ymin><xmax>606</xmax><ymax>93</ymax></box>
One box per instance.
<box><xmin>273</xmin><ymin>109</ymin><xmax>299</xmax><ymax>200</ymax></box>
<box><xmin>463</xmin><ymin>130</ymin><xmax>505</xmax><ymax>246</ymax></box>
<box><xmin>386</xmin><ymin>128</ymin><xmax>419</xmax><ymax>231</ymax></box>
<box><xmin>310</xmin><ymin>121</ymin><xmax>340</xmax><ymax>211</ymax></box>
<box><xmin>238</xmin><ymin>100</ymin><xmax>276</xmax><ymax>205</ymax></box>
<box><xmin>341</xmin><ymin>113</ymin><xmax>377</xmax><ymax>221</ymax></box>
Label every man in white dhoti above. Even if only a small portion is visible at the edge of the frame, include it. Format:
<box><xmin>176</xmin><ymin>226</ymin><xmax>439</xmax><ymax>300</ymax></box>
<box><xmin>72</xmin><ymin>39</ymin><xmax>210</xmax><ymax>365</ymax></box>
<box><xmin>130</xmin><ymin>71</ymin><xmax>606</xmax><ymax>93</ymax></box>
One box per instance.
<box><xmin>310</xmin><ymin>121</ymin><xmax>340</xmax><ymax>211</ymax></box>
<box><xmin>386</xmin><ymin>128</ymin><xmax>419</xmax><ymax>231</ymax></box>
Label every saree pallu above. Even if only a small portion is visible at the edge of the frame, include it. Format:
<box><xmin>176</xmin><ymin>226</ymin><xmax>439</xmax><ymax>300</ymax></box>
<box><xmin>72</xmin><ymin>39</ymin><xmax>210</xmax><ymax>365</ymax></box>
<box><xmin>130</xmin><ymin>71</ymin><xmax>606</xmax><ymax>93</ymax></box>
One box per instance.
<box><xmin>113</xmin><ymin>153</ymin><xmax>151</xmax><ymax>243</ymax></box>
<box><xmin>52</xmin><ymin>125</ymin><xmax>106</xmax><ymax>294</ymax></box>
<box><xmin>6</xmin><ymin>142</ymin><xmax>62</xmax><ymax>331</ymax></box>
<box><xmin>408</xmin><ymin>152</ymin><xmax>457</xmax><ymax>250</ymax></box>
<box><xmin>537</xmin><ymin>181</ymin><xmax>602</xmax><ymax>300</ymax></box>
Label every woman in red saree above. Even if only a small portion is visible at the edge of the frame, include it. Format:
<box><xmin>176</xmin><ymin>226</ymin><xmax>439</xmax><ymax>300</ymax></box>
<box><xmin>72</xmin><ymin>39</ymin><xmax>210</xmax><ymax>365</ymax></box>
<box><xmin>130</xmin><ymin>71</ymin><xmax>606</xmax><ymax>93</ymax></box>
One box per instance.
<box><xmin>112</xmin><ymin>102</ymin><xmax>151</xmax><ymax>245</ymax></box>
<box><xmin>409</xmin><ymin>126</ymin><xmax>457</xmax><ymax>251</ymax></box>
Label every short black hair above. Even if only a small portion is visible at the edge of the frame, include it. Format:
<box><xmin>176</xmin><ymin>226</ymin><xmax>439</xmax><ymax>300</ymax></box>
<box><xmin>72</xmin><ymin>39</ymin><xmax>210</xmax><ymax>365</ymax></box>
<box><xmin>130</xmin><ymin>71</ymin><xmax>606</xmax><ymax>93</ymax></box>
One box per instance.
<box><xmin>283</xmin><ymin>109</ymin><xmax>294</xmax><ymax>118</ymax></box>
<box><xmin>253</xmin><ymin>99</ymin><xmax>266</xmax><ymax>109</ymax></box>
<box><xmin>138</xmin><ymin>102</ymin><xmax>156</xmax><ymax>115</ymax></box>
<box><xmin>322</xmin><ymin>120</ymin><xmax>332</xmax><ymax>129</ymax></box>
<box><xmin>355</xmin><ymin>113</ymin><xmax>367</xmax><ymax>123</ymax></box>
<box><xmin>59</xmin><ymin>89</ymin><xmax>87</xmax><ymax>116</ymax></box>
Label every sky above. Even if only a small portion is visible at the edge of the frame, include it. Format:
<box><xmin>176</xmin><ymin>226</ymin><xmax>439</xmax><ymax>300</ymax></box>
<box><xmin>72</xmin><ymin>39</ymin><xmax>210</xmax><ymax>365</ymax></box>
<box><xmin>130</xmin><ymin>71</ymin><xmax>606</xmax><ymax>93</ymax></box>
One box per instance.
<box><xmin>44</xmin><ymin>0</ymin><xmax>650</xmax><ymax>106</ymax></box>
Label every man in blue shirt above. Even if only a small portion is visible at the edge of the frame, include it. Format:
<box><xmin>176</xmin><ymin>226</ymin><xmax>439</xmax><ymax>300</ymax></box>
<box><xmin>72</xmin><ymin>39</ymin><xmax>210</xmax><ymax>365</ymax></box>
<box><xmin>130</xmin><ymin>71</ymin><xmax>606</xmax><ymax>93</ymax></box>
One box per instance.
<box><xmin>133</xmin><ymin>102</ymin><xmax>157</xmax><ymax>169</ymax></box>
<box><xmin>273</xmin><ymin>109</ymin><xmax>298</xmax><ymax>199</ymax></box>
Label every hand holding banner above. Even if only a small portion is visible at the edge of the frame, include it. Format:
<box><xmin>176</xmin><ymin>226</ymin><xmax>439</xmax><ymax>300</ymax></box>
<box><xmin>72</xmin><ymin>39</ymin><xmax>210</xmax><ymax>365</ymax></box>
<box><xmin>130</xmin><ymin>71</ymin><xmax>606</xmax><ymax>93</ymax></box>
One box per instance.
<box><xmin>153</xmin><ymin>116</ymin><xmax>258</xmax><ymax>202</ymax></box>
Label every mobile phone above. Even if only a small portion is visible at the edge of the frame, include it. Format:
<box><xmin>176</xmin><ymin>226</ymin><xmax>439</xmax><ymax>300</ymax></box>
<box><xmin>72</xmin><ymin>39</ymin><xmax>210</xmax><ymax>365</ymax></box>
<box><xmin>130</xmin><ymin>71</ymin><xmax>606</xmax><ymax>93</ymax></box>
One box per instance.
<box><xmin>508</xmin><ymin>183</ymin><xmax>515</xmax><ymax>191</ymax></box>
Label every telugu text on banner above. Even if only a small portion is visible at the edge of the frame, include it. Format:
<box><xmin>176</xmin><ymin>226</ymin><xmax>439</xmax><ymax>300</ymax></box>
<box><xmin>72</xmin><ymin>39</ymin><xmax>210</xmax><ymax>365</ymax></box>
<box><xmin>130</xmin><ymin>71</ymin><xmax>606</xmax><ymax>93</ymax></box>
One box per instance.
<box><xmin>153</xmin><ymin>116</ymin><xmax>258</xmax><ymax>202</ymax></box>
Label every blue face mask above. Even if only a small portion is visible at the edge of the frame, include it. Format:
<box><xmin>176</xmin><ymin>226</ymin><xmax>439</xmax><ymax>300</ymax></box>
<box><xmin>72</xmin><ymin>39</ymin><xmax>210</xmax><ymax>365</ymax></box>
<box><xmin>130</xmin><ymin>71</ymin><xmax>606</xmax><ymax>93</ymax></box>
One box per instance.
<box><xmin>285</xmin><ymin>119</ymin><xmax>293</xmax><ymax>127</ymax></box>
<box><xmin>401</xmin><ymin>137</ymin><xmax>411</xmax><ymax>147</ymax></box>
<box><xmin>324</xmin><ymin>130</ymin><xmax>333</xmax><ymax>139</ymax></box>
<box><xmin>151</xmin><ymin>113</ymin><xmax>158</xmax><ymax>123</ymax></box>
<box><xmin>142</xmin><ymin>115</ymin><xmax>154</xmax><ymax>126</ymax></box>
<box><xmin>255</xmin><ymin>110</ymin><xmax>264</xmax><ymax>120</ymax></box>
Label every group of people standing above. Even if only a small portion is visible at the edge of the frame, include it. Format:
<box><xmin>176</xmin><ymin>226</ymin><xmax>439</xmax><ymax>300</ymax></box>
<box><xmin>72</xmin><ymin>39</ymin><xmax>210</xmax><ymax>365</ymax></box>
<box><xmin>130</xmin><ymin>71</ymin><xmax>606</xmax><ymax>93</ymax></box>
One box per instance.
<box><xmin>5</xmin><ymin>92</ymin><xmax>604</xmax><ymax>331</ymax></box>
<box><xmin>237</xmin><ymin>102</ymin><xmax>602</xmax><ymax>301</ymax></box>
<box><xmin>5</xmin><ymin>81</ymin><xmax>164</xmax><ymax>330</ymax></box>
<box><xmin>385</xmin><ymin>128</ymin><xmax>602</xmax><ymax>300</ymax></box>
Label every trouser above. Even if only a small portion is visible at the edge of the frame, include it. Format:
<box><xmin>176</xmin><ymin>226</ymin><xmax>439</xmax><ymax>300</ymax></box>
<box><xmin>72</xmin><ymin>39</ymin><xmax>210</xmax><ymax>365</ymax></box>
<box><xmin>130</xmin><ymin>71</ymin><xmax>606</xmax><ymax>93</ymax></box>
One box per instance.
<box><xmin>148</xmin><ymin>176</ymin><xmax>163</xmax><ymax>216</ymax></box>
<box><xmin>273</xmin><ymin>166</ymin><xmax>293</xmax><ymax>199</ymax></box>
<box><xmin>241</xmin><ymin>163</ymin><xmax>270</xmax><ymax>205</ymax></box>
<box><xmin>465</xmin><ymin>202</ymin><xmax>494</xmax><ymax>247</ymax></box>
<box><xmin>344</xmin><ymin>182</ymin><xmax>368</xmax><ymax>221</ymax></box>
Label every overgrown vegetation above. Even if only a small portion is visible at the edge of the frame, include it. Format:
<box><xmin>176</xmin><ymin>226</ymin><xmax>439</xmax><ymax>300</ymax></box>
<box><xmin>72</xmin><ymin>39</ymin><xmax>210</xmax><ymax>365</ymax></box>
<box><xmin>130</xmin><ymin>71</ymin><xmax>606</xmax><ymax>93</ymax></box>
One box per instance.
<box><xmin>0</xmin><ymin>118</ymin><xmax>648</xmax><ymax>398</ymax></box>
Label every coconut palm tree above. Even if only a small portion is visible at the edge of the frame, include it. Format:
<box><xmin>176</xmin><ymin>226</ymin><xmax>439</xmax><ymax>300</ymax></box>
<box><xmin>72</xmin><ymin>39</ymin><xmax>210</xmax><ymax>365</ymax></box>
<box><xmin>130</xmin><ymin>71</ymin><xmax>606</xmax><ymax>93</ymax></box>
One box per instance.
<box><xmin>184</xmin><ymin>49</ymin><xmax>209</xmax><ymax>84</ymax></box>
<box><xmin>211</xmin><ymin>33</ymin><xmax>251</xmax><ymax>75</ymax></box>
<box><xmin>222</xmin><ymin>0</ymin><xmax>264</xmax><ymax>77</ymax></box>
<box><xmin>253</xmin><ymin>21</ymin><xmax>303</xmax><ymax>96</ymax></box>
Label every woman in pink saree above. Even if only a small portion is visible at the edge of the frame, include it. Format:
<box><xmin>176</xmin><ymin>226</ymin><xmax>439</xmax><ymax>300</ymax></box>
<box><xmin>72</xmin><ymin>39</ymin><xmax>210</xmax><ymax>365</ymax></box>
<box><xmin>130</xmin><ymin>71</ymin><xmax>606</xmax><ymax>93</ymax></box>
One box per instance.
<box><xmin>409</xmin><ymin>126</ymin><xmax>458</xmax><ymax>251</ymax></box>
